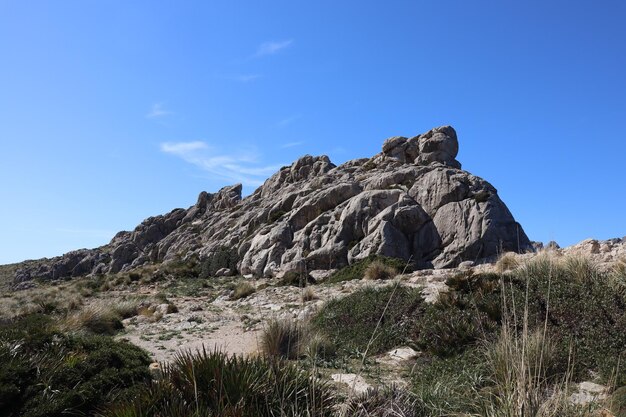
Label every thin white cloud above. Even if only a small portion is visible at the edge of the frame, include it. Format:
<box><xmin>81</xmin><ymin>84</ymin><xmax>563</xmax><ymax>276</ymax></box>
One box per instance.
<box><xmin>233</xmin><ymin>74</ymin><xmax>263</xmax><ymax>82</ymax></box>
<box><xmin>146</xmin><ymin>103</ymin><xmax>172</xmax><ymax>119</ymax></box>
<box><xmin>161</xmin><ymin>141</ymin><xmax>207</xmax><ymax>154</ymax></box>
<box><xmin>254</xmin><ymin>39</ymin><xmax>293</xmax><ymax>57</ymax></box>
<box><xmin>276</xmin><ymin>114</ymin><xmax>301</xmax><ymax>127</ymax></box>
<box><xmin>280</xmin><ymin>141</ymin><xmax>305</xmax><ymax>149</ymax></box>
<box><xmin>160</xmin><ymin>141</ymin><xmax>283</xmax><ymax>187</ymax></box>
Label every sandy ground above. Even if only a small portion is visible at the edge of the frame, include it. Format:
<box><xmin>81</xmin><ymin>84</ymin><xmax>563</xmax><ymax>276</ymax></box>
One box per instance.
<box><xmin>114</xmin><ymin>271</ymin><xmax>451</xmax><ymax>367</ymax></box>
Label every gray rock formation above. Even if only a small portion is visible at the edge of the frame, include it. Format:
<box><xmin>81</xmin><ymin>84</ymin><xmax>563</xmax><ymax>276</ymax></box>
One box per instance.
<box><xmin>12</xmin><ymin>126</ymin><xmax>531</xmax><ymax>282</ymax></box>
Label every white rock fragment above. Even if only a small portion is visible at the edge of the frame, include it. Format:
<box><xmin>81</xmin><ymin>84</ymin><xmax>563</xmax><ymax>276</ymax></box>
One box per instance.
<box><xmin>387</xmin><ymin>347</ymin><xmax>418</xmax><ymax>361</ymax></box>
<box><xmin>569</xmin><ymin>381</ymin><xmax>608</xmax><ymax>405</ymax></box>
<box><xmin>330</xmin><ymin>373</ymin><xmax>372</xmax><ymax>394</ymax></box>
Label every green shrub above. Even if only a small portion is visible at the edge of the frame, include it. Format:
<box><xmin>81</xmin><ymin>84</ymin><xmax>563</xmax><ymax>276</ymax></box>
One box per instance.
<box><xmin>411</xmin><ymin>350</ymin><xmax>488</xmax><ymax>416</ymax></box>
<box><xmin>436</xmin><ymin>257</ymin><xmax>626</xmax><ymax>385</ymax></box>
<box><xmin>102</xmin><ymin>348</ymin><xmax>335</xmax><ymax>417</ymax></box>
<box><xmin>312</xmin><ymin>285</ymin><xmax>425</xmax><ymax>356</ymax></box>
<box><xmin>415</xmin><ymin>303</ymin><xmax>494</xmax><ymax>356</ymax></box>
<box><xmin>0</xmin><ymin>314</ymin><xmax>151</xmax><ymax>417</ymax></box>
<box><xmin>326</xmin><ymin>255</ymin><xmax>410</xmax><ymax>284</ymax></box>
<box><xmin>514</xmin><ymin>255</ymin><xmax>626</xmax><ymax>385</ymax></box>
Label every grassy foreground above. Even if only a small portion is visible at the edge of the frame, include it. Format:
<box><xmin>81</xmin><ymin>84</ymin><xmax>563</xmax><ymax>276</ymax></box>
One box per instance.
<box><xmin>1</xmin><ymin>253</ymin><xmax>625</xmax><ymax>416</ymax></box>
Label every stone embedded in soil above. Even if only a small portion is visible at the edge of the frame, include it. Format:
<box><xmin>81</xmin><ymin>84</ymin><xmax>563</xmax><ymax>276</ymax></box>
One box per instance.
<box><xmin>331</xmin><ymin>373</ymin><xmax>372</xmax><ymax>394</ymax></box>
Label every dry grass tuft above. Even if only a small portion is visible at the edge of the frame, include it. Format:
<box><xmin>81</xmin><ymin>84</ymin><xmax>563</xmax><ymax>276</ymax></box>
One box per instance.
<box><xmin>230</xmin><ymin>281</ymin><xmax>256</xmax><ymax>300</ymax></box>
<box><xmin>304</xmin><ymin>332</ymin><xmax>336</xmax><ymax>360</ymax></box>
<box><xmin>63</xmin><ymin>304</ymin><xmax>124</xmax><ymax>335</ymax></box>
<box><xmin>301</xmin><ymin>286</ymin><xmax>318</xmax><ymax>302</ymax></box>
<box><xmin>609</xmin><ymin>257</ymin><xmax>626</xmax><ymax>295</ymax></box>
<box><xmin>364</xmin><ymin>260</ymin><xmax>397</xmax><ymax>280</ymax></box>
<box><xmin>496</xmin><ymin>252</ymin><xmax>520</xmax><ymax>273</ymax></box>
<box><xmin>260</xmin><ymin>318</ymin><xmax>308</xmax><ymax>359</ymax></box>
<box><xmin>137</xmin><ymin>305</ymin><xmax>163</xmax><ymax>322</ymax></box>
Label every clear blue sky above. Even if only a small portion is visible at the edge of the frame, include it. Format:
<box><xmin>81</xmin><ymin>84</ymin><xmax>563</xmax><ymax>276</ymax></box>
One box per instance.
<box><xmin>1</xmin><ymin>1</ymin><xmax>625</xmax><ymax>264</ymax></box>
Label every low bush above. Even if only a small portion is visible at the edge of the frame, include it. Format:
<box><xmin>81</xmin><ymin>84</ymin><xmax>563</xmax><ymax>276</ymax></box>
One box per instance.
<box><xmin>316</xmin><ymin>254</ymin><xmax>626</xmax><ymax>387</ymax></box>
<box><xmin>326</xmin><ymin>255</ymin><xmax>410</xmax><ymax>284</ymax></box>
<box><xmin>514</xmin><ymin>255</ymin><xmax>626</xmax><ymax>385</ymax></box>
<box><xmin>424</xmin><ymin>258</ymin><xmax>626</xmax><ymax>385</ymax></box>
<box><xmin>311</xmin><ymin>285</ymin><xmax>425</xmax><ymax>356</ymax></box>
<box><xmin>411</xmin><ymin>350</ymin><xmax>487</xmax><ymax>416</ymax></box>
<box><xmin>102</xmin><ymin>348</ymin><xmax>335</xmax><ymax>417</ymax></box>
<box><xmin>0</xmin><ymin>314</ymin><xmax>151</xmax><ymax>417</ymax></box>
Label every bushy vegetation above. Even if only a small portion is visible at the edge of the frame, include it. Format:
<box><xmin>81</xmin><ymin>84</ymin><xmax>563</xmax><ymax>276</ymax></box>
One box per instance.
<box><xmin>326</xmin><ymin>255</ymin><xmax>410</xmax><ymax>284</ymax></box>
<box><xmin>502</xmin><ymin>255</ymin><xmax>626</xmax><ymax>385</ymax></box>
<box><xmin>3</xmin><ymin>252</ymin><xmax>624</xmax><ymax>417</ymax></box>
<box><xmin>102</xmin><ymin>348</ymin><xmax>335</xmax><ymax>417</ymax></box>
<box><xmin>409</xmin><ymin>256</ymin><xmax>626</xmax><ymax>385</ymax></box>
<box><xmin>313</xmin><ymin>253</ymin><xmax>626</xmax><ymax>415</ymax></box>
<box><xmin>0</xmin><ymin>314</ymin><xmax>151</xmax><ymax>417</ymax></box>
<box><xmin>311</xmin><ymin>285</ymin><xmax>425</xmax><ymax>356</ymax></box>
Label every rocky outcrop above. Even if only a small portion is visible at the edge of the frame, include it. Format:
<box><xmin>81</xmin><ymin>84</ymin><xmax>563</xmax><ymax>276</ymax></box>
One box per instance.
<box><xmin>11</xmin><ymin>126</ymin><xmax>531</xmax><ymax>282</ymax></box>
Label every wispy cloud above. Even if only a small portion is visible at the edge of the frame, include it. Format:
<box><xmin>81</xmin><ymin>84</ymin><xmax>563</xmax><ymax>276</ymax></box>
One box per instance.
<box><xmin>254</xmin><ymin>39</ymin><xmax>293</xmax><ymax>57</ymax></box>
<box><xmin>276</xmin><ymin>114</ymin><xmax>301</xmax><ymax>127</ymax></box>
<box><xmin>161</xmin><ymin>141</ymin><xmax>207</xmax><ymax>154</ymax></box>
<box><xmin>280</xmin><ymin>141</ymin><xmax>305</xmax><ymax>149</ymax></box>
<box><xmin>160</xmin><ymin>141</ymin><xmax>282</xmax><ymax>187</ymax></box>
<box><xmin>146</xmin><ymin>102</ymin><xmax>172</xmax><ymax>119</ymax></box>
<box><xmin>234</xmin><ymin>74</ymin><xmax>263</xmax><ymax>82</ymax></box>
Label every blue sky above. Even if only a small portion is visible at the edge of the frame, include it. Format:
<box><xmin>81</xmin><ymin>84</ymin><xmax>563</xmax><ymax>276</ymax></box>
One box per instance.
<box><xmin>1</xmin><ymin>1</ymin><xmax>625</xmax><ymax>264</ymax></box>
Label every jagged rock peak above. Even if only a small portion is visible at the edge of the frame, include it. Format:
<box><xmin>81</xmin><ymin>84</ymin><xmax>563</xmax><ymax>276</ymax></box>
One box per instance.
<box><xmin>260</xmin><ymin>155</ymin><xmax>335</xmax><ymax>197</ymax></box>
<box><xmin>10</xmin><ymin>125</ymin><xmax>532</xmax><ymax>283</ymax></box>
<box><xmin>381</xmin><ymin>125</ymin><xmax>460</xmax><ymax>168</ymax></box>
